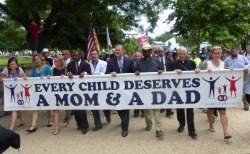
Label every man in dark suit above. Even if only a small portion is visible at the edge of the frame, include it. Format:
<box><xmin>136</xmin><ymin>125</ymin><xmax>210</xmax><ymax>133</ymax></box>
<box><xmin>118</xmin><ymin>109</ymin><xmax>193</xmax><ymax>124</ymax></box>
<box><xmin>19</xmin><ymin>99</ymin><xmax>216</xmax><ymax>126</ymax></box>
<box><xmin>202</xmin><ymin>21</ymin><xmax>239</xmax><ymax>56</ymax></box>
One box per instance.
<box><xmin>67</xmin><ymin>51</ymin><xmax>91</xmax><ymax>134</ymax></box>
<box><xmin>170</xmin><ymin>46</ymin><xmax>198</xmax><ymax>139</ymax></box>
<box><xmin>62</xmin><ymin>49</ymin><xmax>73</xmax><ymax>67</ymax></box>
<box><xmin>157</xmin><ymin>46</ymin><xmax>174</xmax><ymax>117</ymax></box>
<box><xmin>105</xmin><ymin>44</ymin><xmax>134</xmax><ymax>137</ymax></box>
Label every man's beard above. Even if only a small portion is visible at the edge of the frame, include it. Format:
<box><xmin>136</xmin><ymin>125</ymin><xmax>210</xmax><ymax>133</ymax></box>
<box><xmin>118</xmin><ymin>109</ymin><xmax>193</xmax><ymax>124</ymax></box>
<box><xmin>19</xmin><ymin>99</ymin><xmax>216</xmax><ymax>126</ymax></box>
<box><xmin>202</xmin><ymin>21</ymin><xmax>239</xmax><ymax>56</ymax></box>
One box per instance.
<box><xmin>231</xmin><ymin>54</ymin><xmax>237</xmax><ymax>58</ymax></box>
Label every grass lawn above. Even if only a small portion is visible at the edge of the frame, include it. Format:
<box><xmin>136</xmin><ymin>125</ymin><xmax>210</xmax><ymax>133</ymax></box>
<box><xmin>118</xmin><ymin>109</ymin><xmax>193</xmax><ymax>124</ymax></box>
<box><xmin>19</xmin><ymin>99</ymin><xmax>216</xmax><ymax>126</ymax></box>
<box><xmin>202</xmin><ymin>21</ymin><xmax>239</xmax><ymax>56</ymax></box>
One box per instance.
<box><xmin>0</xmin><ymin>57</ymin><xmax>33</xmax><ymax>65</ymax></box>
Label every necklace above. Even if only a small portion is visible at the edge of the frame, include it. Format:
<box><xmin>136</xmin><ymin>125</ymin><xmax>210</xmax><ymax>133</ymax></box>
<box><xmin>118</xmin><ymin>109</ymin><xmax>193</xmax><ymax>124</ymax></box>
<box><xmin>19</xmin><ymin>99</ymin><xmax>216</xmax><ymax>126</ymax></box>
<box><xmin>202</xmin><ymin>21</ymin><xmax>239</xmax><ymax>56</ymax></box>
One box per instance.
<box><xmin>212</xmin><ymin>61</ymin><xmax>220</xmax><ymax>68</ymax></box>
<box><xmin>36</xmin><ymin>65</ymin><xmax>45</xmax><ymax>73</ymax></box>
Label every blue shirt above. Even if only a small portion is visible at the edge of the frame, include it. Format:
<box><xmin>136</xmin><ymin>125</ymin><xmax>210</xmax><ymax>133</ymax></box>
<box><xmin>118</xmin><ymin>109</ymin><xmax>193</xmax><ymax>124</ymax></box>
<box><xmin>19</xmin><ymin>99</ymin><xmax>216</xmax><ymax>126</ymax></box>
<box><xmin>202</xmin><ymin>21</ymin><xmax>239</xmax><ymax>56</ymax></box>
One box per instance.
<box><xmin>7</xmin><ymin>71</ymin><xmax>20</xmax><ymax>79</ymax></box>
<box><xmin>200</xmin><ymin>52</ymin><xmax>207</xmax><ymax>61</ymax></box>
<box><xmin>31</xmin><ymin>65</ymin><xmax>52</xmax><ymax>77</ymax></box>
<box><xmin>199</xmin><ymin>58</ymin><xmax>211</xmax><ymax>70</ymax></box>
<box><xmin>245</xmin><ymin>64</ymin><xmax>250</xmax><ymax>94</ymax></box>
<box><xmin>224</xmin><ymin>55</ymin><xmax>249</xmax><ymax>68</ymax></box>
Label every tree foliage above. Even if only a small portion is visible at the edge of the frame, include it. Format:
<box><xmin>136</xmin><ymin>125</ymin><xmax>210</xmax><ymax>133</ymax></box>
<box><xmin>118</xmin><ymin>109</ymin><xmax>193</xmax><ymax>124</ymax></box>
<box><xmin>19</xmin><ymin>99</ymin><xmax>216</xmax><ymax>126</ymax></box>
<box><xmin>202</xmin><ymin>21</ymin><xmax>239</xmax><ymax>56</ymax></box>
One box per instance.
<box><xmin>123</xmin><ymin>37</ymin><xmax>138</xmax><ymax>56</ymax></box>
<box><xmin>153</xmin><ymin>32</ymin><xmax>194</xmax><ymax>50</ymax></box>
<box><xmin>154</xmin><ymin>32</ymin><xmax>174</xmax><ymax>42</ymax></box>
<box><xmin>0</xmin><ymin>15</ymin><xmax>27</xmax><ymax>52</ymax></box>
<box><xmin>168</xmin><ymin>0</ymin><xmax>250</xmax><ymax>49</ymax></box>
<box><xmin>0</xmin><ymin>0</ymin><xmax>171</xmax><ymax>53</ymax></box>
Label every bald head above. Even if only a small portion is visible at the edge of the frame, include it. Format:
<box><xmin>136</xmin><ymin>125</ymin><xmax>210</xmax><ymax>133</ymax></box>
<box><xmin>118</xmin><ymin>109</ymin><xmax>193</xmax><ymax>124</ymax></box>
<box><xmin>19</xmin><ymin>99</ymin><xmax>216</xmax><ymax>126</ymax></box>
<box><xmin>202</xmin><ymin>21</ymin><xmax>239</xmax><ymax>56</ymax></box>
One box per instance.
<box><xmin>178</xmin><ymin>47</ymin><xmax>187</xmax><ymax>61</ymax></box>
<box><xmin>157</xmin><ymin>46</ymin><xmax>165</xmax><ymax>57</ymax></box>
<box><xmin>133</xmin><ymin>52</ymin><xmax>141</xmax><ymax>62</ymax></box>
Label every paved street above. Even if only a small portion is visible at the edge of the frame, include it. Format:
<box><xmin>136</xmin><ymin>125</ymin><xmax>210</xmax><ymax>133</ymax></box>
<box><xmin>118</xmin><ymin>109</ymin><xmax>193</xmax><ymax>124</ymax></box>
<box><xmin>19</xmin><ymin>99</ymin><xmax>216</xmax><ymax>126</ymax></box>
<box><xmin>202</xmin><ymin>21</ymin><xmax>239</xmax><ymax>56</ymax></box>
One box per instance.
<box><xmin>1</xmin><ymin>108</ymin><xmax>250</xmax><ymax>154</ymax></box>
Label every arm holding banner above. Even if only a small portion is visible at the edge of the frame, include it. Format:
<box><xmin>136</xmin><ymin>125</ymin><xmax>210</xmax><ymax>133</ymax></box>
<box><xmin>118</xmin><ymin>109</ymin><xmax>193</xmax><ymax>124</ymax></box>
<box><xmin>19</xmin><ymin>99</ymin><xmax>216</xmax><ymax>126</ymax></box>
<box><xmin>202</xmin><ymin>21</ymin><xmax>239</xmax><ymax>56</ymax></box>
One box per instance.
<box><xmin>105</xmin><ymin>58</ymin><xmax>118</xmax><ymax>77</ymax></box>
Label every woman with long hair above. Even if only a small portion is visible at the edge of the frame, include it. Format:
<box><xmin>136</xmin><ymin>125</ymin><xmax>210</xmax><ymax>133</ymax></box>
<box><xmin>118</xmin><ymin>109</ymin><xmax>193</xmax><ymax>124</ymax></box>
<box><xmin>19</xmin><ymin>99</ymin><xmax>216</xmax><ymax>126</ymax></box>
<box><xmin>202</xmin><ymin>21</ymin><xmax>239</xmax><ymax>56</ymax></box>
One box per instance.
<box><xmin>52</xmin><ymin>56</ymin><xmax>70</xmax><ymax>135</ymax></box>
<box><xmin>1</xmin><ymin>57</ymin><xmax>26</xmax><ymax>130</ymax></box>
<box><xmin>204</xmin><ymin>46</ymin><xmax>231</xmax><ymax>139</ymax></box>
<box><xmin>26</xmin><ymin>54</ymin><xmax>51</xmax><ymax>133</ymax></box>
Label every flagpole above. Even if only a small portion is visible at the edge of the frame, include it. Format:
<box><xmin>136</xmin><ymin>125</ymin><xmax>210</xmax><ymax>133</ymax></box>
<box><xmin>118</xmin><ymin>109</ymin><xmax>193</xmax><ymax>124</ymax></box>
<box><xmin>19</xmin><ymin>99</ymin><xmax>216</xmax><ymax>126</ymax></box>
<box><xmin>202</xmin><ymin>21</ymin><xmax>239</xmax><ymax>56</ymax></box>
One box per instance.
<box><xmin>107</xmin><ymin>27</ymin><xmax>112</xmax><ymax>55</ymax></box>
<box><xmin>87</xmin><ymin>12</ymin><xmax>96</xmax><ymax>59</ymax></box>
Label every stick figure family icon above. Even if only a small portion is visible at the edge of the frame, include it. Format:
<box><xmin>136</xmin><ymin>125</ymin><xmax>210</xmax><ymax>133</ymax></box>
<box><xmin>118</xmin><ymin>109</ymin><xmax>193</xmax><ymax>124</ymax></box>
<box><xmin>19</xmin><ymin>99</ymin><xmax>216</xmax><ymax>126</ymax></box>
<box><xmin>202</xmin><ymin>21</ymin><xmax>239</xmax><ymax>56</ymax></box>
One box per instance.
<box><xmin>5</xmin><ymin>83</ymin><xmax>32</xmax><ymax>105</ymax></box>
<box><xmin>203</xmin><ymin>76</ymin><xmax>241</xmax><ymax>101</ymax></box>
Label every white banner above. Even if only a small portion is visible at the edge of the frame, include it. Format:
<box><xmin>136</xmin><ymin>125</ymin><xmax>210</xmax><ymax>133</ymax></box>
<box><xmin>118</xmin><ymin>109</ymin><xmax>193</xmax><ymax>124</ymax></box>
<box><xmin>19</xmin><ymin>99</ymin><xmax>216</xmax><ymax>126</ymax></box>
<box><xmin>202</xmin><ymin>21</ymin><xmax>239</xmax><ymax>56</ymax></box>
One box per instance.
<box><xmin>3</xmin><ymin>70</ymin><xmax>244</xmax><ymax>111</ymax></box>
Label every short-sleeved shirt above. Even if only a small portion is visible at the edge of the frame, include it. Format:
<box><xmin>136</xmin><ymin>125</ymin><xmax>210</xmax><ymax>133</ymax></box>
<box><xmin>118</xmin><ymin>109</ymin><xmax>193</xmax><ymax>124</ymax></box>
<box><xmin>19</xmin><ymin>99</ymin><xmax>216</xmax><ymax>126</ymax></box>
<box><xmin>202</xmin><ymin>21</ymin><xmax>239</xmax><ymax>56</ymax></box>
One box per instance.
<box><xmin>135</xmin><ymin>57</ymin><xmax>163</xmax><ymax>72</ymax></box>
<box><xmin>1</xmin><ymin>67</ymin><xmax>23</xmax><ymax>76</ymax></box>
<box><xmin>7</xmin><ymin>71</ymin><xmax>20</xmax><ymax>79</ymax></box>
<box><xmin>28</xmin><ymin>24</ymin><xmax>40</xmax><ymax>39</ymax></box>
<box><xmin>190</xmin><ymin>57</ymin><xmax>201</xmax><ymax>68</ymax></box>
<box><xmin>31</xmin><ymin>65</ymin><xmax>52</xmax><ymax>77</ymax></box>
<box><xmin>224</xmin><ymin>55</ymin><xmax>249</xmax><ymax>68</ymax></box>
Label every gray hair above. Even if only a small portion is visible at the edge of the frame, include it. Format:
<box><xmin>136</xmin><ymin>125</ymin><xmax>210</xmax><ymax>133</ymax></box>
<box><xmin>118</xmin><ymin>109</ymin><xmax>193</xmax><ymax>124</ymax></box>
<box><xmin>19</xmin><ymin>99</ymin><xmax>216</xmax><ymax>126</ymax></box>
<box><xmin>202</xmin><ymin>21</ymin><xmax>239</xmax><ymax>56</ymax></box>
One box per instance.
<box><xmin>178</xmin><ymin>46</ymin><xmax>188</xmax><ymax>54</ymax></box>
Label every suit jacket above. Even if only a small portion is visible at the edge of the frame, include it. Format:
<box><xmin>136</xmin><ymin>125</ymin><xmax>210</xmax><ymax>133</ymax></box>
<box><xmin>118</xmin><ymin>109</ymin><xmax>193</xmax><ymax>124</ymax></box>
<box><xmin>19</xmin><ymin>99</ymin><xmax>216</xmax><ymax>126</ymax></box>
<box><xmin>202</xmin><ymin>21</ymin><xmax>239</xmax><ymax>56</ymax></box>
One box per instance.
<box><xmin>67</xmin><ymin>60</ymin><xmax>91</xmax><ymax>75</ymax></box>
<box><xmin>89</xmin><ymin>59</ymin><xmax>107</xmax><ymax>75</ymax></box>
<box><xmin>158</xmin><ymin>56</ymin><xmax>172</xmax><ymax>72</ymax></box>
<box><xmin>170</xmin><ymin>60</ymin><xmax>196</xmax><ymax>71</ymax></box>
<box><xmin>105</xmin><ymin>56</ymin><xmax>134</xmax><ymax>74</ymax></box>
<box><xmin>65</xmin><ymin>58</ymin><xmax>73</xmax><ymax>67</ymax></box>
<box><xmin>132</xmin><ymin>60</ymin><xmax>137</xmax><ymax>72</ymax></box>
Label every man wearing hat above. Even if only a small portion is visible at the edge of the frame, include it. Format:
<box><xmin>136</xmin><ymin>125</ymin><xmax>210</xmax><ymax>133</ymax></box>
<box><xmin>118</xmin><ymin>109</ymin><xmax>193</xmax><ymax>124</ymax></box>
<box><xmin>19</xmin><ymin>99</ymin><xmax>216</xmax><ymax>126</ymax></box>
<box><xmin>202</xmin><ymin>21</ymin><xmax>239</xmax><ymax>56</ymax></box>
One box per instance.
<box><xmin>190</xmin><ymin>51</ymin><xmax>201</xmax><ymax>68</ymax></box>
<box><xmin>42</xmin><ymin>48</ymin><xmax>54</xmax><ymax>68</ymax></box>
<box><xmin>42</xmin><ymin>48</ymin><xmax>51</xmax><ymax>58</ymax></box>
<box><xmin>134</xmin><ymin>42</ymin><xmax>164</xmax><ymax>138</ymax></box>
<box><xmin>200</xmin><ymin>47</ymin><xmax>207</xmax><ymax>61</ymax></box>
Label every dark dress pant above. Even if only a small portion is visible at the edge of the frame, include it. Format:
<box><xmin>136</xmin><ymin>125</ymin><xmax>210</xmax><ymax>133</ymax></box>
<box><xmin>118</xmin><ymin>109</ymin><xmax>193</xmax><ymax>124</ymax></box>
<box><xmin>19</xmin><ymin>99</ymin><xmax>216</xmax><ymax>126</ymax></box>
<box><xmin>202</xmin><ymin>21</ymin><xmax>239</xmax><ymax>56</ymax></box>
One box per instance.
<box><xmin>92</xmin><ymin>110</ymin><xmax>110</xmax><ymax>126</ymax></box>
<box><xmin>117</xmin><ymin>110</ymin><xmax>130</xmax><ymax>131</ymax></box>
<box><xmin>74</xmin><ymin>110</ymin><xmax>89</xmax><ymax>130</ymax></box>
<box><xmin>134</xmin><ymin>109</ymin><xmax>144</xmax><ymax>114</ymax></box>
<box><xmin>176</xmin><ymin>108</ymin><xmax>195</xmax><ymax>133</ymax></box>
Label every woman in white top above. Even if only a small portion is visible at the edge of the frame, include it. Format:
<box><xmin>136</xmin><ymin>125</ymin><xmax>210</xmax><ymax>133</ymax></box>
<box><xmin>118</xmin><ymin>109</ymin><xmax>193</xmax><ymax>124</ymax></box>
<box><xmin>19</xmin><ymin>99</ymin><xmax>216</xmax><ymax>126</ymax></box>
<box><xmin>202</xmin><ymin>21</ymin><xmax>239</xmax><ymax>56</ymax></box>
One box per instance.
<box><xmin>203</xmin><ymin>46</ymin><xmax>231</xmax><ymax>139</ymax></box>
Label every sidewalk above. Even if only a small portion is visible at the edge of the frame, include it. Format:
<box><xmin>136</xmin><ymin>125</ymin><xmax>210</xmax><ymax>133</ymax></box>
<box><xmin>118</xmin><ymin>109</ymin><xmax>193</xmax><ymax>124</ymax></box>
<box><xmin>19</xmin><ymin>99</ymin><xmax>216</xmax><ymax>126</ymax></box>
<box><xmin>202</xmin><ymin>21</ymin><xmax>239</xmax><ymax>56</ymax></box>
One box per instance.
<box><xmin>1</xmin><ymin>108</ymin><xmax>250</xmax><ymax>154</ymax></box>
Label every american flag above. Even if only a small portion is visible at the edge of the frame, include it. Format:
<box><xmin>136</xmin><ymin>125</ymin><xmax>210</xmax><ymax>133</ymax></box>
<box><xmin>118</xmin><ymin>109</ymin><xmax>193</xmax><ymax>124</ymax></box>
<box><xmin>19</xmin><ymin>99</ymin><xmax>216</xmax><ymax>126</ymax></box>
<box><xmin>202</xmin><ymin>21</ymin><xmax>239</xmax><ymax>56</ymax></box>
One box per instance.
<box><xmin>137</xmin><ymin>35</ymin><xmax>148</xmax><ymax>44</ymax></box>
<box><xmin>87</xmin><ymin>21</ymin><xmax>96</xmax><ymax>58</ymax></box>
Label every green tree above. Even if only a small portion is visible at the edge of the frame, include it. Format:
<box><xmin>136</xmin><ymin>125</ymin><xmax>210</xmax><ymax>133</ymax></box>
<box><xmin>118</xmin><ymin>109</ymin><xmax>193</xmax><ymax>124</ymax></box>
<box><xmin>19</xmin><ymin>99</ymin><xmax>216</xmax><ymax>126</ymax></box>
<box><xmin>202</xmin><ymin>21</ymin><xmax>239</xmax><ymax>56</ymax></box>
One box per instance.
<box><xmin>0</xmin><ymin>0</ymin><xmax>171</xmax><ymax>53</ymax></box>
<box><xmin>168</xmin><ymin>0</ymin><xmax>250</xmax><ymax>50</ymax></box>
<box><xmin>0</xmin><ymin>16</ymin><xmax>27</xmax><ymax>53</ymax></box>
<box><xmin>123</xmin><ymin>37</ymin><xmax>138</xmax><ymax>56</ymax></box>
<box><xmin>153</xmin><ymin>32</ymin><xmax>194</xmax><ymax>50</ymax></box>
<box><xmin>154</xmin><ymin>32</ymin><xmax>174</xmax><ymax>42</ymax></box>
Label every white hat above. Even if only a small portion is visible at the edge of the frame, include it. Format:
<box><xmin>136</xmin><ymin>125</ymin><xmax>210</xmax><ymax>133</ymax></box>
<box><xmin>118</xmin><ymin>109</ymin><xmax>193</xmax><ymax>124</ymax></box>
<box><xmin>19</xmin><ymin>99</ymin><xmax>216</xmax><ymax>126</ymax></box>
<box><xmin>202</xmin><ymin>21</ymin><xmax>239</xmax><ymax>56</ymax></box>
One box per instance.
<box><xmin>42</xmin><ymin>48</ymin><xmax>49</xmax><ymax>52</ymax></box>
<box><xmin>142</xmin><ymin>43</ymin><xmax>151</xmax><ymax>50</ymax></box>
